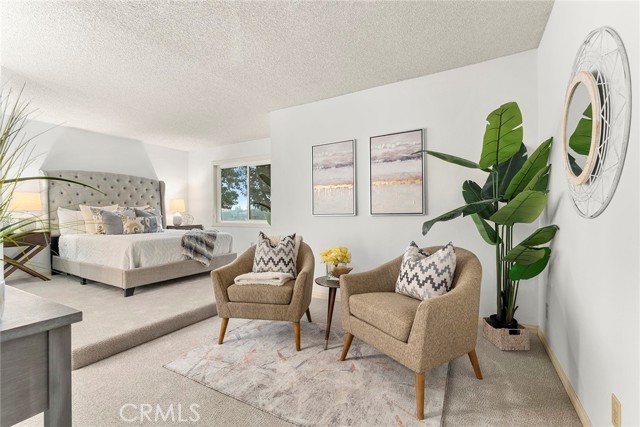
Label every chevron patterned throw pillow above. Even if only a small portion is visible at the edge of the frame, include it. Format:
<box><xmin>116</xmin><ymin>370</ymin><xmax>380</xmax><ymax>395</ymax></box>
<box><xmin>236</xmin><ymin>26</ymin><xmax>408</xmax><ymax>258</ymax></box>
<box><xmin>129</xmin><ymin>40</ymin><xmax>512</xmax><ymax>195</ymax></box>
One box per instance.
<box><xmin>253</xmin><ymin>232</ymin><xmax>297</xmax><ymax>277</ymax></box>
<box><xmin>395</xmin><ymin>242</ymin><xmax>457</xmax><ymax>300</ymax></box>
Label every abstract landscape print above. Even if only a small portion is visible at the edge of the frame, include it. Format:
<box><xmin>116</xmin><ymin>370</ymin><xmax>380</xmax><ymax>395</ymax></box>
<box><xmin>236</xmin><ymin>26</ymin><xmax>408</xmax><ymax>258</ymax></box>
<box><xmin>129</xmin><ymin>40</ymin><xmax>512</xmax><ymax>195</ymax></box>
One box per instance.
<box><xmin>312</xmin><ymin>140</ymin><xmax>356</xmax><ymax>216</ymax></box>
<box><xmin>370</xmin><ymin>129</ymin><xmax>424</xmax><ymax>215</ymax></box>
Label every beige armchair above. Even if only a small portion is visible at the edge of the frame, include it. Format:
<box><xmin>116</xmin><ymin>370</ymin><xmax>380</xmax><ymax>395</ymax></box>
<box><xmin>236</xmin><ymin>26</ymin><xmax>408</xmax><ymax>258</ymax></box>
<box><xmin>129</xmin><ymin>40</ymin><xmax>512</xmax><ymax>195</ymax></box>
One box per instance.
<box><xmin>211</xmin><ymin>242</ymin><xmax>315</xmax><ymax>351</ymax></box>
<box><xmin>339</xmin><ymin>246</ymin><xmax>483</xmax><ymax>420</ymax></box>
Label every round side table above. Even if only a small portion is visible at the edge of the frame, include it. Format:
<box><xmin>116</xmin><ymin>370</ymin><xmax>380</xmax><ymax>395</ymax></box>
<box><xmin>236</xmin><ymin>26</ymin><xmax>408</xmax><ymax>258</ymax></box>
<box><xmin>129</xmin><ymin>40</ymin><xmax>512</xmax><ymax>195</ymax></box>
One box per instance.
<box><xmin>314</xmin><ymin>276</ymin><xmax>340</xmax><ymax>350</ymax></box>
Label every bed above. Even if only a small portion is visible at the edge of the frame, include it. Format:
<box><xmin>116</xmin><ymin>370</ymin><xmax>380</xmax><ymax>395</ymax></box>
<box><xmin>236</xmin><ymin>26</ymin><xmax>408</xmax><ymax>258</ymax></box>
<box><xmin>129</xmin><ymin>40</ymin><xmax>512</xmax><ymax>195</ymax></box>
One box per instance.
<box><xmin>44</xmin><ymin>170</ymin><xmax>237</xmax><ymax>296</ymax></box>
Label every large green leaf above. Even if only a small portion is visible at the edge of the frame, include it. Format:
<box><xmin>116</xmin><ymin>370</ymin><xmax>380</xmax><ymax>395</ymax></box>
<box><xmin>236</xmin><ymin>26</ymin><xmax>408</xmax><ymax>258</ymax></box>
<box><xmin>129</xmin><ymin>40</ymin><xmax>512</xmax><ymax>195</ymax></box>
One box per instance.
<box><xmin>518</xmin><ymin>225</ymin><xmax>559</xmax><ymax>247</ymax></box>
<box><xmin>481</xmin><ymin>144</ymin><xmax>527</xmax><ymax>201</ymax></box>
<box><xmin>479</xmin><ymin>102</ymin><xmax>524</xmax><ymax>169</ymax></box>
<box><xmin>471</xmin><ymin>213</ymin><xmax>499</xmax><ymax>245</ymax></box>
<box><xmin>569</xmin><ymin>104</ymin><xmax>592</xmax><ymax>156</ymax></box>
<box><xmin>490</xmin><ymin>191</ymin><xmax>547</xmax><ymax>226</ymax></box>
<box><xmin>426</xmin><ymin>151</ymin><xmax>484</xmax><ymax>170</ymax></box>
<box><xmin>509</xmin><ymin>248</ymin><xmax>552</xmax><ymax>280</ymax></box>
<box><xmin>504</xmin><ymin>245</ymin><xmax>547</xmax><ymax>265</ymax></box>
<box><xmin>504</xmin><ymin>137</ymin><xmax>552</xmax><ymax>200</ymax></box>
<box><xmin>524</xmin><ymin>165</ymin><xmax>551</xmax><ymax>192</ymax></box>
<box><xmin>462</xmin><ymin>180</ymin><xmax>495</xmax><ymax>219</ymax></box>
<box><xmin>422</xmin><ymin>199</ymin><xmax>499</xmax><ymax>235</ymax></box>
<box><xmin>567</xmin><ymin>154</ymin><xmax>583</xmax><ymax>176</ymax></box>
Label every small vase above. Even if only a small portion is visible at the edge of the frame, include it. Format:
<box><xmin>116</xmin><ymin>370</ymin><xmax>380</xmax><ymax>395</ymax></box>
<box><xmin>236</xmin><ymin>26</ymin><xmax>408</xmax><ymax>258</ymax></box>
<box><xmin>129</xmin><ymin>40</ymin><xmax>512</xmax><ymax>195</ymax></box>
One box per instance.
<box><xmin>326</xmin><ymin>263</ymin><xmax>339</xmax><ymax>280</ymax></box>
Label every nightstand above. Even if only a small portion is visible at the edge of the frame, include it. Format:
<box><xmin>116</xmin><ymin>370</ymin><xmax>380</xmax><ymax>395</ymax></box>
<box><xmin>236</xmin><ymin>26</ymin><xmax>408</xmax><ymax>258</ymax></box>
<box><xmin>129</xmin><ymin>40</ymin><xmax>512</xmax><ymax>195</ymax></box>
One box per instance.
<box><xmin>3</xmin><ymin>231</ymin><xmax>51</xmax><ymax>281</ymax></box>
<box><xmin>167</xmin><ymin>224</ymin><xmax>204</xmax><ymax>230</ymax></box>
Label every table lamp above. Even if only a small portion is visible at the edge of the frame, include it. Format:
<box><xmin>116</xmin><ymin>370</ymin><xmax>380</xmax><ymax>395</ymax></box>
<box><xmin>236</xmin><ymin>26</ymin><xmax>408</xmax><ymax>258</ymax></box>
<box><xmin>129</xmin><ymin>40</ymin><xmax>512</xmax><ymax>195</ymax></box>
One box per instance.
<box><xmin>9</xmin><ymin>192</ymin><xmax>43</xmax><ymax>231</ymax></box>
<box><xmin>169</xmin><ymin>199</ymin><xmax>186</xmax><ymax>226</ymax></box>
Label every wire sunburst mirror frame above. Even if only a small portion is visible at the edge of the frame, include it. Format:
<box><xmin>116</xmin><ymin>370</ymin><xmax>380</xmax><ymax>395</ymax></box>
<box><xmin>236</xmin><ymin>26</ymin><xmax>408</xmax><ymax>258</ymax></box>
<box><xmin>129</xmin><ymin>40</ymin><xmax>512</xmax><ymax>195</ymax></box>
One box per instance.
<box><xmin>562</xmin><ymin>26</ymin><xmax>632</xmax><ymax>219</ymax></box>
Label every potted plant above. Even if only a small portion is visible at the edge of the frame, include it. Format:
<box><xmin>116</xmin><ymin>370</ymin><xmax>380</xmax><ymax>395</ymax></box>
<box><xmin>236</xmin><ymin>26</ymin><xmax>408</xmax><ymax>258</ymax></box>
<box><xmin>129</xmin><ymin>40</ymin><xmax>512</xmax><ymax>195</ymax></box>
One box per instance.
<box><xmin>421</xmin><ymin>102</ymin><xmax>558</xmax><ymax>350</ymax></box>
<box><xmin>0</xmin><ymin>88</ymin><xmax>97</xmax><ymax>317</ymax></box>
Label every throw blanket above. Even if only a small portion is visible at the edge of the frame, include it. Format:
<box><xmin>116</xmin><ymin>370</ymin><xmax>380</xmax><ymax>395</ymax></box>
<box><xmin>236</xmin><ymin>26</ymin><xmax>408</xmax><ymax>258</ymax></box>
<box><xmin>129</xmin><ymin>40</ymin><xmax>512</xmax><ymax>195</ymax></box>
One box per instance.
<box><xmin>182</xmin><ymin>230</ymin><xmax>218</xmax><ymax>266</ymax></box>
<box><xmin>234</xmin><ymin>272</ymin><xmax>294</xmax><ymax>286</ymax></box>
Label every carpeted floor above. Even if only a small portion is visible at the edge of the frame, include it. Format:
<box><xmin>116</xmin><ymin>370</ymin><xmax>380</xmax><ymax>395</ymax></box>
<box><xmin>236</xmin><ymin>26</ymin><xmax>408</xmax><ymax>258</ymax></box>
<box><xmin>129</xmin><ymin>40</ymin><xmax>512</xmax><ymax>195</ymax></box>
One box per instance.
<box><xmin>166</xmin><ymin>318</ymin><xmax>448</xmax><ymax>427</ymax></box>
<box><xmin>16</xmin><ymin>298</ymin><xmax>582</xmax><ymax>427</ymax></box>
<box><xmin>9</xmin><ymin>273</ymin><xmax>217</xmax><ymax>369</ymax></box>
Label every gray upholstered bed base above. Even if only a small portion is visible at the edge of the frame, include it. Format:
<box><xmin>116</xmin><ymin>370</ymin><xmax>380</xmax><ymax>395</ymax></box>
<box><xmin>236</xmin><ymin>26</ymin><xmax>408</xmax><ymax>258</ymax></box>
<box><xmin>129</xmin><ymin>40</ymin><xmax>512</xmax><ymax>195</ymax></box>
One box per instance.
<box><xmin>43</xmin><ymin>169</ymin><xmax>237</xmax><ymax>296</ymax></box>
<box><xmin>52</xmin><ymin>253</ymin><xmax>237</xmax><ymax>296</ymax></box>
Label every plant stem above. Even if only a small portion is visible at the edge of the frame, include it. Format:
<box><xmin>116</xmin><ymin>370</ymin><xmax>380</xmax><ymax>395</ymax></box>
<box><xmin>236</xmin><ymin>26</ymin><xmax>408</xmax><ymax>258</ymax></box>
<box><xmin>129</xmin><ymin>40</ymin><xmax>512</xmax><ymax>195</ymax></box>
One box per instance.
<box><xmin>493</xmin><ymin>169</ymin><xmax>502</xmax><ymax>322</ymax></box>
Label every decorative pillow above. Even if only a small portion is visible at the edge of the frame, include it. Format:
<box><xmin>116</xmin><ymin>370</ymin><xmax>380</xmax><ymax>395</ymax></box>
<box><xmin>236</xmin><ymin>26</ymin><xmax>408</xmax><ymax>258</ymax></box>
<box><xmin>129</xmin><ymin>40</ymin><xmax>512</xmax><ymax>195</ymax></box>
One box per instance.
<box><xmin>267</xmin><ymin>234</ymin><xmax>303</xmax><ymax>264</ymax></box>
<box><xmin>123</xmin><ymin>217</ymin><xmax>146</xmax><ymax>234</ymax></box>
<box><xmin>100</xmin><ymin>209</ymin><xmax>135</xmax><ymax>235</ymax></box>
<box><xmin>123</xmin><ymin>216</ymin><xmax>159</xmax><ymax>234</ymax></box>
<box><xmin>57</xmin><ymin>207</ymin><xmax>86</xmax><ymax>235</ymax></box>
<box><xmin>395</xmin><ymin>242</ymin><xmax>457</xmax><ymax>301</ymax></box>
<box><xmin>79</xmin><ymin>204</ymin><xmax>118</xmax><ymax>234</ymax></box>
<box><xmin>252</xmin><ymin>232</ymin><xmax>297</xmax><ymax>278</ymax></box>
<box><xmin>118</xmin><ymin>205</ymin><xmax>149</xmax><ymax>212</ymax></box>
<box><xmin>135</xmin><ymin>208</ymin><xmax>163</xmax><ymax>232</ymax></box>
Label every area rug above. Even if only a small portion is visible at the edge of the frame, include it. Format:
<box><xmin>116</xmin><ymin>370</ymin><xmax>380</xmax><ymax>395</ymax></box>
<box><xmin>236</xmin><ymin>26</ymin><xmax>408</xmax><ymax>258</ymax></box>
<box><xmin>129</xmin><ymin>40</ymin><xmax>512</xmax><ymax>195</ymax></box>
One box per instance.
<box><xmin>9</xmin><ymin>273</ymin><xmax>217</xmax><ymax>369</ymax></box>
<box><xmin>165</xmin><ymin>317</ymin><xmax>449</xmax><ymax>427</ymax></box>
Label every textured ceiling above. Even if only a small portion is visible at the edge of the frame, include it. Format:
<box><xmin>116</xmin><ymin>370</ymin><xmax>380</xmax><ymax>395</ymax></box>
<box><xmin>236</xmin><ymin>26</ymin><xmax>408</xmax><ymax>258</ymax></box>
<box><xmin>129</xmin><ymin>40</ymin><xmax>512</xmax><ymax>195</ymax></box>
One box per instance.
<box><xmin>1</xmin><ymin>1</ymin><xmax>553</xmax><ymax>151</ymax></box>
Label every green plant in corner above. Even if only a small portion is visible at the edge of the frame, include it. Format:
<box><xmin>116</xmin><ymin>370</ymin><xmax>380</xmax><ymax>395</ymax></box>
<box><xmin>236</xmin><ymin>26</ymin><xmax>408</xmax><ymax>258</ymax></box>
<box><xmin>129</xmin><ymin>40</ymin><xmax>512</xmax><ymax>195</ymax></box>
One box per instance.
<box><xmin>422</xmin><ymin>102</ymin><xmax>558</xmax><ymax>327</ymax></box>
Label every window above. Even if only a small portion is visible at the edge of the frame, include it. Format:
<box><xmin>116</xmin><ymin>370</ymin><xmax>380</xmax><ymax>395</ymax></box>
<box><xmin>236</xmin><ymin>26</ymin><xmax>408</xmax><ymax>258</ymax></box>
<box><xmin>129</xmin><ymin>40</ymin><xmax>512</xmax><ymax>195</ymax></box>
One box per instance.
<box><xmin>216</xmin><ymin>162</ymin><xmax>270</xmax><ymax>223</ymax></box>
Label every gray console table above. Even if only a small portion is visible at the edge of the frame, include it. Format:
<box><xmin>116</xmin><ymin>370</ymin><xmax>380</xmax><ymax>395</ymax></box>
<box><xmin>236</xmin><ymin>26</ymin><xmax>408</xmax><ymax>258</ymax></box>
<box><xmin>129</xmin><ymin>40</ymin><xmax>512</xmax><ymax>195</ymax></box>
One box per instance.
<box><xmin>0</xmin><ymin>286</ymin><xmax>82</xmax><ymax>427</ymax></box>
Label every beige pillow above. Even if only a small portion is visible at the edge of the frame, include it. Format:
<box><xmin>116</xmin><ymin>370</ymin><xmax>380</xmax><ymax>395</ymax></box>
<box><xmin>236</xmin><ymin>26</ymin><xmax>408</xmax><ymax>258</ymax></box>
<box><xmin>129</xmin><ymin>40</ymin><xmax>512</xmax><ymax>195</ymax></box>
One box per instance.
<box><xmin>79</xmin><ymin>204</ymin><xmax>118</xmax><ymax>234</ymax></box>
<box><xmin>57</xmin><ymin>207</ymin><xmax>86</xmax><ymax>235</ymax></box>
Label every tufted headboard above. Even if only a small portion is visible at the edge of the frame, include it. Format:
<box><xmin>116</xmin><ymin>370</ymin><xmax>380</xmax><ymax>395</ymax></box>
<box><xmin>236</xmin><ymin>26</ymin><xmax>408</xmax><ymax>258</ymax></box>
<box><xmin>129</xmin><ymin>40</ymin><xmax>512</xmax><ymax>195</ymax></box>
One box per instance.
<box><xmin>43</xmin><ymin>170</ymin><xmax>166</xmax><ymax>237</ymax></box>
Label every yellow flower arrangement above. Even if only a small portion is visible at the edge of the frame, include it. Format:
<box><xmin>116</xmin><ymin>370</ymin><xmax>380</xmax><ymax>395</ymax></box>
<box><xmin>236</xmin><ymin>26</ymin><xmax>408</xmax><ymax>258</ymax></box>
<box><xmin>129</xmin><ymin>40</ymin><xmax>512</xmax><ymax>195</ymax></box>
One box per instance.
<box><xmin>320</xmin><ymin>246</ymin><xmax>352</xmax><ymax>265</ymax></box>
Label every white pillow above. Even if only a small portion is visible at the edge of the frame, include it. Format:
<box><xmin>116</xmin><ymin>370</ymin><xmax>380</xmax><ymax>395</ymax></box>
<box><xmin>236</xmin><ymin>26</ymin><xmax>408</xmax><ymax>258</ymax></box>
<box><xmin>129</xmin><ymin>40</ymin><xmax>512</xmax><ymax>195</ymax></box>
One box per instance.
<box><xmin>57</xmin><ymin>207</ymin><xmax>86</xmax><ymax>235</ymax></box>
<box><xmin>79</xmin><ymin>204</ymin><xmax>118</xmax><ymax>234</ymax></box>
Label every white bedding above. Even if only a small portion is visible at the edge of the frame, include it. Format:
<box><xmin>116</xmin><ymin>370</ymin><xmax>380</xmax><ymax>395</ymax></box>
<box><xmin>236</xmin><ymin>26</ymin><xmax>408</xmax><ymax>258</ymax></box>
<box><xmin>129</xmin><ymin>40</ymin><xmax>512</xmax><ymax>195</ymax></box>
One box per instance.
<box><xmin>58</xmin><ymin>230</ymin><xmax>233</xmax><ymax>270</ymax></box>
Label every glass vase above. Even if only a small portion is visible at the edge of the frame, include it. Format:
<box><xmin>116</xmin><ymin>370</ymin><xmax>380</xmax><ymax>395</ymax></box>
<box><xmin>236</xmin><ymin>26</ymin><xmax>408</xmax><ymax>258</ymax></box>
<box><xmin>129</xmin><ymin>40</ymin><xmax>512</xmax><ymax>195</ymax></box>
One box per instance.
<box><xmin>326</xmin><ymin>263</ymin><xmax>339</xmax><ymax>281</ymax></box>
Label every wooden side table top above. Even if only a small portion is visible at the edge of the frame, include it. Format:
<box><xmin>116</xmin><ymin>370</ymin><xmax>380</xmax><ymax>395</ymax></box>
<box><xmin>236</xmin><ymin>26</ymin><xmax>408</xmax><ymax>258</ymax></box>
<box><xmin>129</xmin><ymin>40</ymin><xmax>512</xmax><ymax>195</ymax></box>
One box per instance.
<box><xmin>3</xmin><ymin>231</ymin><xmax>50</xmax><ymax>247</ymax></box>
<box><xmin>315</xmin><ymin>276</ymin><xmax>341</xmax><ymax>289</ymax></box>
<box><xmin>167</xmin><ymin>224</ymin><xmax>204</xmax><ymax>230</ymax></box>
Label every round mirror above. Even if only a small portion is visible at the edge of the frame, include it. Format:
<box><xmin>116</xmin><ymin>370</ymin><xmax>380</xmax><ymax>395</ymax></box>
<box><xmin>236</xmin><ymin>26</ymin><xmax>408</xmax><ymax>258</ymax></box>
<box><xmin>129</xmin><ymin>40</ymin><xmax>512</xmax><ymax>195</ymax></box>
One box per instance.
<box><xmin>561</xmin><ymin>71</ymin><xmax>601</xmax><ymax>185</ymax></box>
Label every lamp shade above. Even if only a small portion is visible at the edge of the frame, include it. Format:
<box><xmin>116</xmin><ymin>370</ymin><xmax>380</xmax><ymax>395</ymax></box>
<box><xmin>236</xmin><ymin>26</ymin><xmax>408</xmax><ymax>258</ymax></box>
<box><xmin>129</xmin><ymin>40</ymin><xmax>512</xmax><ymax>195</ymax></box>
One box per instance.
<box><xmin>9</xmin><ymin>192</ymin><xmax>42</xmax><ymax>211</ymax></box>
<box><xmin>169</xmin><ymin>199</ymin><xmax>186</xmax><ymax>212</ymax></box>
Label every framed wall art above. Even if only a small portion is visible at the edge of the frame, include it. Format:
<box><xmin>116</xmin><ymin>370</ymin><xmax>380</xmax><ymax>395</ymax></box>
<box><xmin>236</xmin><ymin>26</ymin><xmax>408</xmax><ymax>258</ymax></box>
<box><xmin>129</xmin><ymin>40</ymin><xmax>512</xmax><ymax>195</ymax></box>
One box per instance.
<box><xmin>312</xmin><ymin>139</ymin><xmax>356</xmax><ymax>216</ymax></box>
<box><xmin>370</xmin><ymin>129</ymin><xmax>425</xmax><ymax>215</ymax></box>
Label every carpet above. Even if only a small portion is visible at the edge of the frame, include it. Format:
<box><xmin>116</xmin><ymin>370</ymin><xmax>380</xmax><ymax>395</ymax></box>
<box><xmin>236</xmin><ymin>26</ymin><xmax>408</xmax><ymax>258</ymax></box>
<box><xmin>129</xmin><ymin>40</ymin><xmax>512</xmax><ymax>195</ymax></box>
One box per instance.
<box><xmin>9</xmin><ymin>273</ymin><xmax>217</xmax><ymax>369</ymax></box>
<box><xmin>165</xmin><ymin>317</ymin><xmax>448</xmax><ymax>427</ymax></box>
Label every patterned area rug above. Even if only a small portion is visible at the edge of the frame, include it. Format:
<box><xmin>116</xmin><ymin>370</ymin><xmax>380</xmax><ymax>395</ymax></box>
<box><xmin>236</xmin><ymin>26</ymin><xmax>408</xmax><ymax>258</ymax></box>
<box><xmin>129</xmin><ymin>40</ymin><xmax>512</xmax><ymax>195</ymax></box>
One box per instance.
<box><xmin>165</xmin><ymin>317</ymin><xmax>449</xmax><ymax>427</ymax></box>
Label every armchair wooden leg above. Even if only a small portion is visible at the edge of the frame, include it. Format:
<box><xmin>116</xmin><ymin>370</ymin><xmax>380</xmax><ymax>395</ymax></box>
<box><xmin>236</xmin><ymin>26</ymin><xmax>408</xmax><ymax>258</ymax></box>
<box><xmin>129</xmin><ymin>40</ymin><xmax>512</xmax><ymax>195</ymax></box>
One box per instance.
<box><xmin>305</xmin><ymin>308</ymin><xmax>312</xmax><ymax>323</ymax></box>
<box><xmin>218</xmin><ymin>318</ymin><xmax>229</xmax><ymax>345</ymax></box>
<box><xmin>468</xmin><ymin>349</ymin><xmax>483</xmax><ymax>379</ymax></box>
<box><xmin>339</xmin><ymin>333</ymin><xmax>353</xmax><ymax>361</ymax></box>
<box><xmin>415</xmin><ymin>372</ymin><xmax>425</xmax><ymax>420</ymax></box>
<box><xmin>293</xmin><ymin>321</ymin><xmax>301</xmax><ymax>351</ymax></box>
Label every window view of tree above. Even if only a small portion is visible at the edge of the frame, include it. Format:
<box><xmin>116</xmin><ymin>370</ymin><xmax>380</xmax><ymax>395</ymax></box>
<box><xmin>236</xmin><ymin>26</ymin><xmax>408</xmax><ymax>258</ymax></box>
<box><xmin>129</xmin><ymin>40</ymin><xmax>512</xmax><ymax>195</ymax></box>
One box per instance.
<box><xmin>219</xmin><ymin>164</ymin><xmax>270</xmax><ymax>222</ymax></box>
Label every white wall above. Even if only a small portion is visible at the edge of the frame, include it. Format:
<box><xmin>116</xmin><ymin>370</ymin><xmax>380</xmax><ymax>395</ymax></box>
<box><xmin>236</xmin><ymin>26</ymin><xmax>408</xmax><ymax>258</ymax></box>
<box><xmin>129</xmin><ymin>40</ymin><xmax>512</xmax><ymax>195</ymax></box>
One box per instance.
<box><xmin>187</xmin><ymin>138</ymin><xmax>271</xmax><ymax>253</ymax></box>
<box><xmin>145</xmin><ymin>144</ymin><xmax>189</xmax><ymax>214</ymax></box>
<box><xmin>538</xmin><ymin>1</ymin><xmax>639</xmax><ymax>425</ymax></box>
<box><xmin>270</xmin><ymin>50</ymin><xmax>542</xmax><ymax>315</ymax></box>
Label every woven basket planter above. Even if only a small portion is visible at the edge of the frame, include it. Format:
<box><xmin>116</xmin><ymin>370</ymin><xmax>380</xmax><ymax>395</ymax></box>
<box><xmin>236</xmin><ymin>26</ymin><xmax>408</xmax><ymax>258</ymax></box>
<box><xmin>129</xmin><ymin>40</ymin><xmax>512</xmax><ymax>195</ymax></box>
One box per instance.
<box><xmin>482</xmin><ymin>317</ymin><xmax>530</xmax><ymax>351</ymax></box>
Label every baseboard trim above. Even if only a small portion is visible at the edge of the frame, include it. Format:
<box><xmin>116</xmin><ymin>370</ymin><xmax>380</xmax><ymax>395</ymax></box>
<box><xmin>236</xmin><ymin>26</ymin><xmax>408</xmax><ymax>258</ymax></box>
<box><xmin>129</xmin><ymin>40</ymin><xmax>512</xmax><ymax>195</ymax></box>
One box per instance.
<box><xmin>478</xmin><ymin>317</ymin><xmax>591</xmax><ymax>426</ymax></box>
<box><xmin>537</xmin><ymin>329</ymin><xmax>592</xmax><ymax>427</ymax></box>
